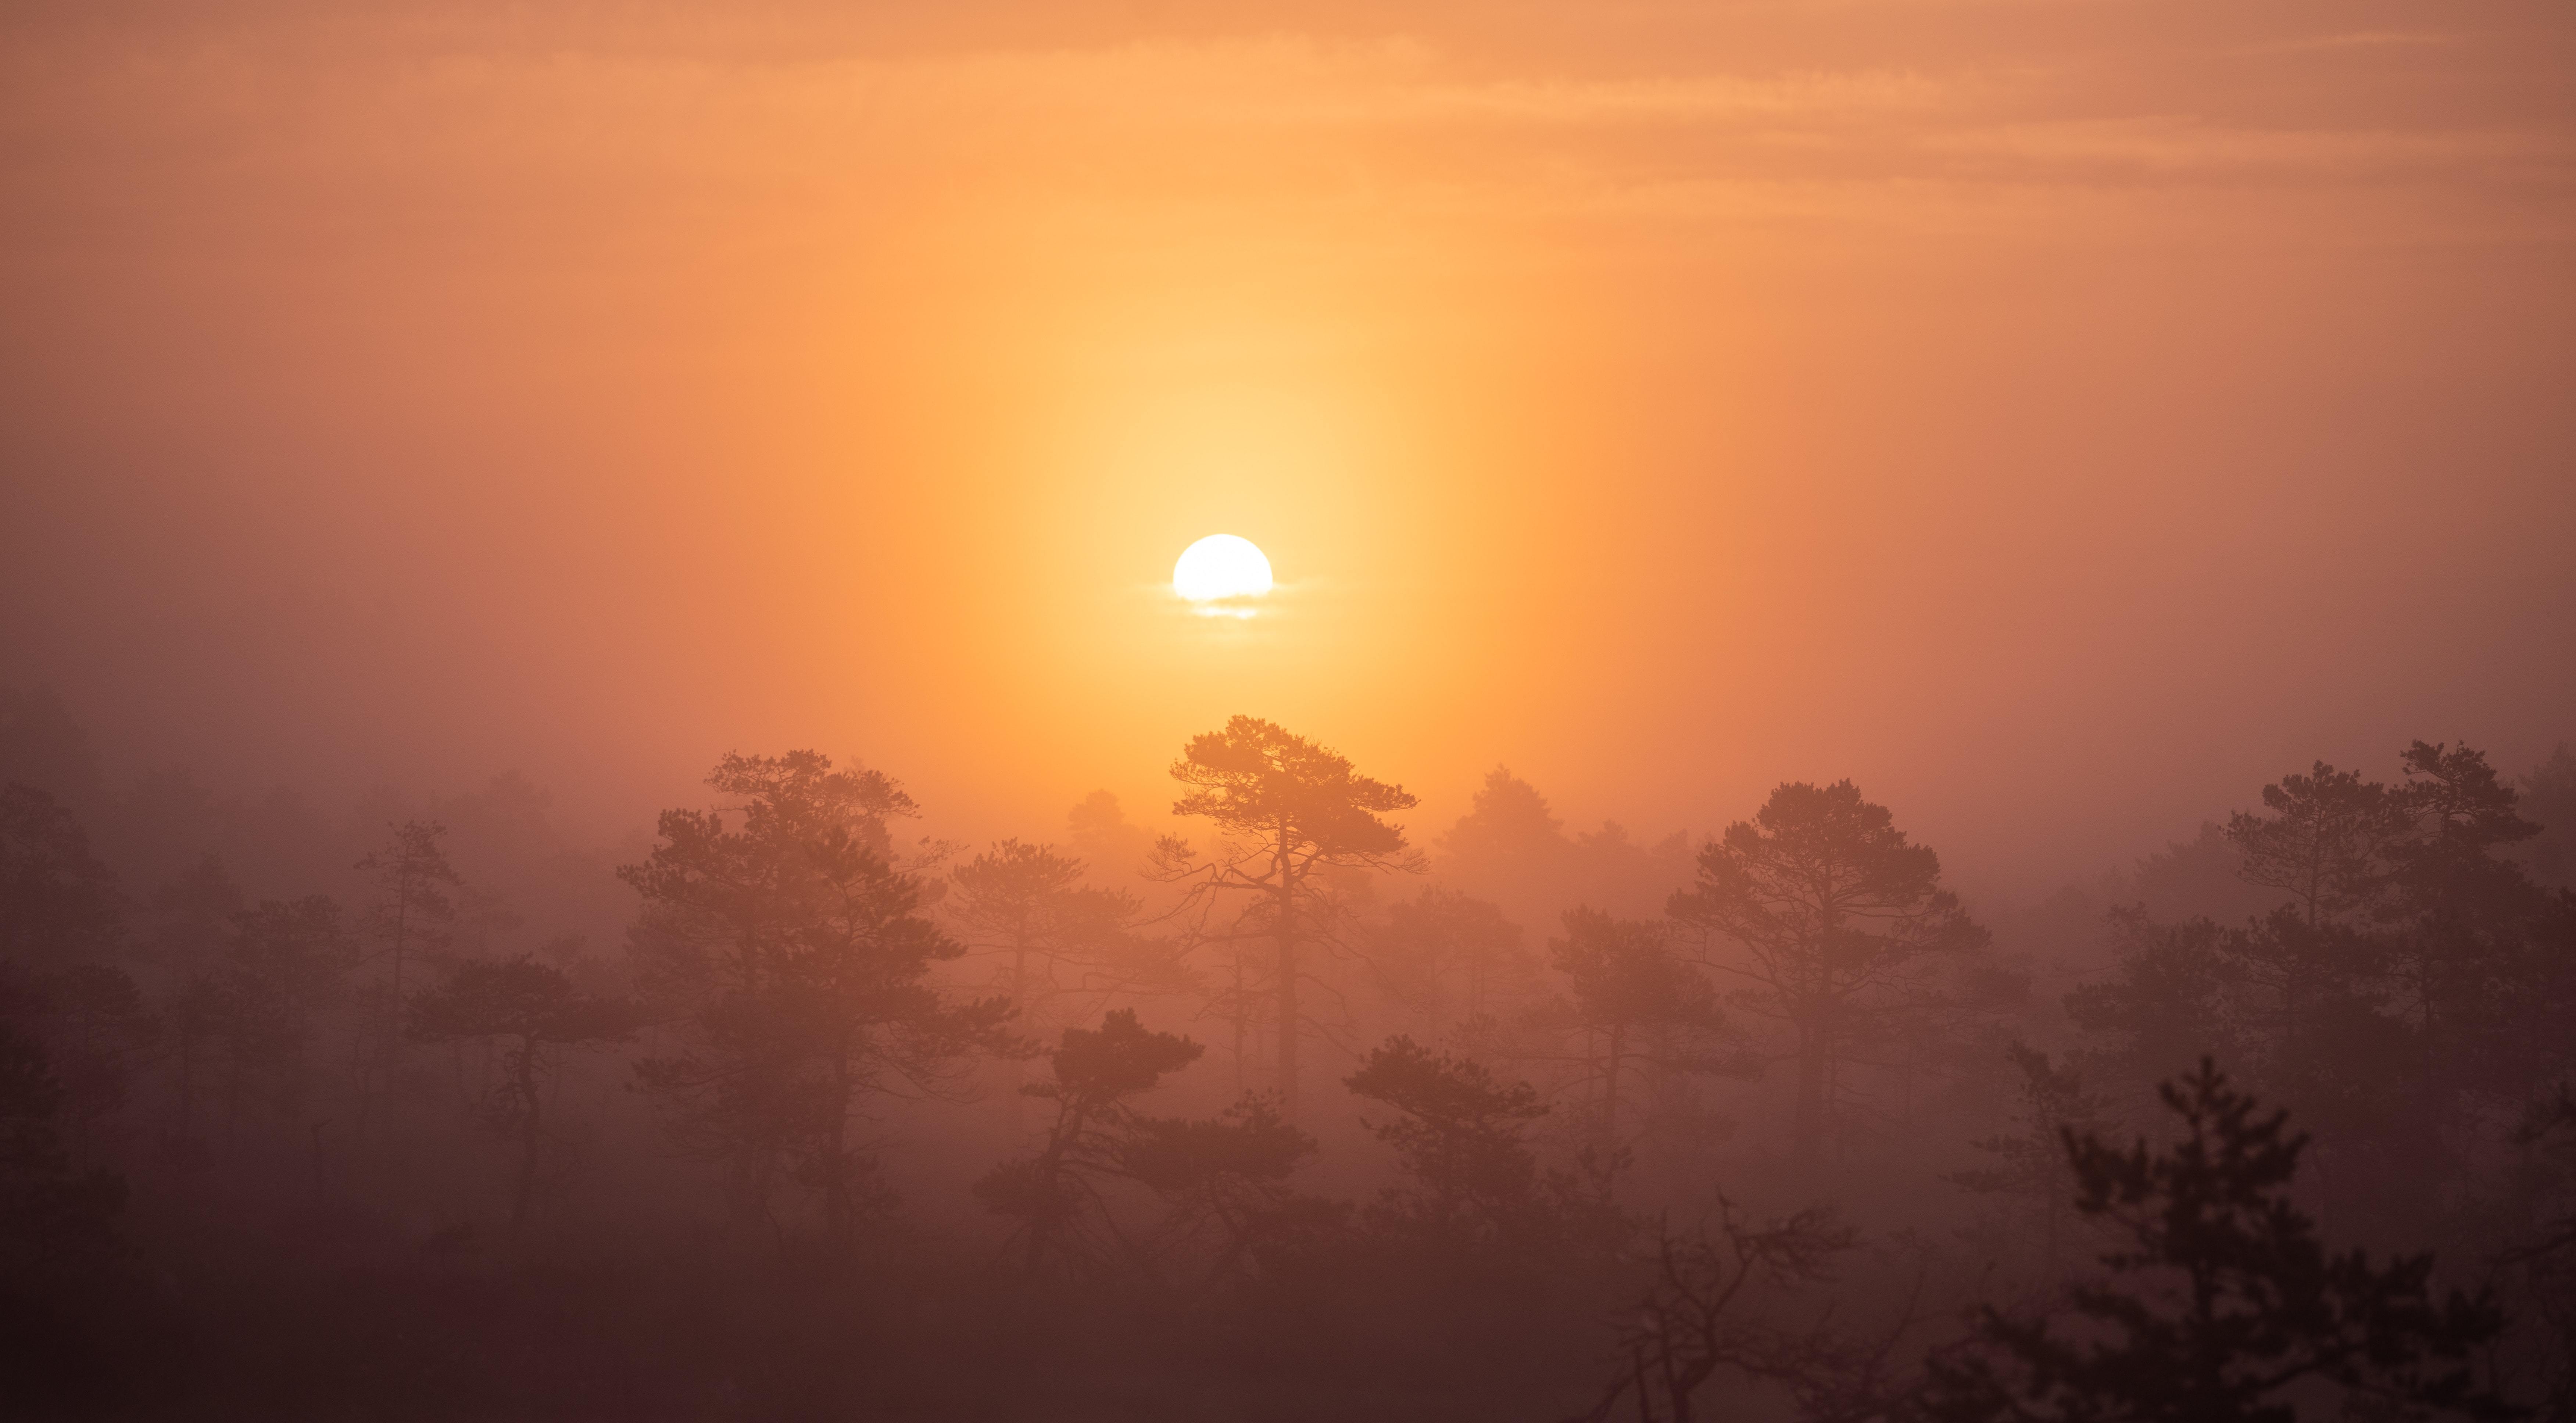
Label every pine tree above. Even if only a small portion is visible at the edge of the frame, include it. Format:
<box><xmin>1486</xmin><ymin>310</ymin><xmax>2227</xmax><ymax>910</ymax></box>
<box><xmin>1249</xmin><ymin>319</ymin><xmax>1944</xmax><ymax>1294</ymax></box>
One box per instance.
<box><xmin>408</xmin><ymin>954</ymin><xmax>633</xmax><ymax>1239</ymax></box>
<box><xmin>1669</xmin><ymin>780</ymin><xmax>1984</xmax><ymax>1169</ymax></box>
<box><xmin>1923</xmin><ymin>1060</ymin><xmax>2515</xmax><ymax>1422</ymax></box>
<box><xmin>623</xmin><ymin>751</ymin><xmax>1016</xmax><ymax>1244</ymax></box>
<box><xmin>1155</xmin><ymin>717</ymin><xmax>1421</xmax><ymax>1118</ymax></box>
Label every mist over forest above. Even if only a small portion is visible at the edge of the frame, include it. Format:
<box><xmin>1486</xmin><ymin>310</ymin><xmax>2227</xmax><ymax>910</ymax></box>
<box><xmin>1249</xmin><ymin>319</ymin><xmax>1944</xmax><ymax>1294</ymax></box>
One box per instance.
<box><xmin>5</xmin><ymin>682</ymin><xmax>2575</xmax><ymax>1419</ymax></box>
<box><xmin>6</xmin><ymin>1</ymin><xmax>2576</xmax><ymax>1419</ymax></box>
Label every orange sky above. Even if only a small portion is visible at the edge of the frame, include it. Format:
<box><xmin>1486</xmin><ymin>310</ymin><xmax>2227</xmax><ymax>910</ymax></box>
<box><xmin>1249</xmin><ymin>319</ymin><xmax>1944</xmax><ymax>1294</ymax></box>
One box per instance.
<box><xmin>3</xmin><ymin>0</ymin><xmax>2572</xmax><ymax>892</ymax></box>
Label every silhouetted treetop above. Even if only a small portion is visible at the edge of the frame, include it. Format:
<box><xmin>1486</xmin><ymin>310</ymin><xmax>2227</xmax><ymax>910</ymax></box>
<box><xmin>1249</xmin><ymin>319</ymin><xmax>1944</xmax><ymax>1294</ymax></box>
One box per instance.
<box><xmin>2225</xmin><ymin>761</ymin><xmax>2409</xmax><ymax>927</ymax></box>
<box><xmin>1549</xmin><ymin>908</ymin><xmax>1722</xmax><ymax>1046</ymax></box>
<box><xmin>1367</xmin><ymin>887</ymin><xmax>1533</xmax><ymax>1038</ymax></box>
<box><xmin>1438</xmin><ymin>767</ymin><xmax>1566</xmax><ymax>868</ymax></box>
<box><xmin>949</xmin><ymin>839</ymin><xmax>1147</xmax><ymax>999</ymax></box>
<box><xmin>706</xmin><ymin>749</ymin><xmax>915</xmax><ymax>858</ymax></box>
<box><xmin>623</xmin><ymin>750</ymin><xmax>1011</xmax><ymax>1245</ymax></box>
<box><xmin>1165</xmin><ymin>716</ymin><xmax>1417</xmax><ymax>865</ymax></box>
<box><xmin>409</xmin><ymin>954</ymin><xmax>634</xmax><ymax>1237</ymax></box>
<box><xmin>1032</xmin><ymin>1007</ymin><xmax>1203</xmax><ymax>1108</ymax></box>
<box><xmin>354</xmin><ymin>819</ymin><xmax>460</xmax><ymax>992</ymax></box>
<box><xmin>1924</xmin><ymin>1060</ymin><xmax>2516</xmax><ymax>1422</ymax></box>
<box><xmin>1670</xmin><ymin>779</ymin><xmax>1982</xmax><ymax>1166</ymax></box>
<box><xmin>1158</xmin><ymin>717</ymin><xmax>1423</xmax><ymax>1118</ymax></box>
<box><xmin>1672</xmin><ymin>780</ymin><xmax>1962</xmax><ymax>939</ymax></box>
<box><xmin>980</xmin><ymin>1011</ymin><xmax>1323</xmax><ymax>1287</ymax></box>
<box><xmin>1345</xmin><ymin>1035</ymin><xmax>1561</xmax><ymax>1248</ymax></box>
<box><xmin>2387</xmin><ymin>741</ymin><xmax>2543</xmax><ymax>924</ymax></box>
<box><xmin>408</xmin><ymin>954</ymin><xmax>632</xmax><ymax>1050</ymax></box>
<box><xmin>1065</xmin><ymin>790</ymin><xmax>1156</xmax><ymax>882</ymax></box>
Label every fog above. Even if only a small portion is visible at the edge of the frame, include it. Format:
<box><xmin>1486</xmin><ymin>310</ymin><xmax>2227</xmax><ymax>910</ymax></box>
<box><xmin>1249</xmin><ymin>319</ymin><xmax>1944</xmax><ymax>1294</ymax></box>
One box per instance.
<box><xmin>2</xmin><ymin>2</ymin><xmax>2572</xmax><ymax>1419</ymax></box>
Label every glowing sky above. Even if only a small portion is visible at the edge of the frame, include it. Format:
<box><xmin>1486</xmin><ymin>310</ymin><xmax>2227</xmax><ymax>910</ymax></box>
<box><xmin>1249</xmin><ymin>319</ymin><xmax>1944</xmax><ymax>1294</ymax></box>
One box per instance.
<box><xmin>2</xmin><ymin>1</ymin><xmax>2570</xmax><ymax>887</ymax></box>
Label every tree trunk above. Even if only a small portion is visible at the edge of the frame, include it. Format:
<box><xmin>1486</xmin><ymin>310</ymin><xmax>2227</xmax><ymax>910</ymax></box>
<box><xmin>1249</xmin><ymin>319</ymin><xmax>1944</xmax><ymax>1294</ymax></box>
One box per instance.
<box><xmin>1008</xmin><ymin>938</ymin><xmax>1030</xmax><ymax>1138</ymax></box>
<box><xmin>1275</xmin><ymin>877</ymin><xmax>1300</xmax><ymax>1121</ymax></box>
<box><xmin>510</xmin><ymin>1038</ymin><xmax>542</xmax><ymax>1241</ymax></box>
<box><xmin>174</xmin><ymin>1029</ymin><xmax>197</xmax><ymax>1150</ymax></box>
<box><xmin>1024</xmin><ymin>1110</ymin><xmax>1076</xmax><ymax>1276</ymax></box>
<box><xmin>222</xmin><ymin>1046</ymin><xmax>243</xmax><ymax>1152</ymax></box>
<box><xmin>1793</xmin><ymin>1025</ymin><xmax>1827</xmax><ymax>1170</ymax></box>
<box><xmin>824</xmin><ymin>1046</ymin><xmax>854</xmax><ymax>1248</ymax></box>
<box><xmin>1276</xmin><ymin>932</ymin><xmax>1300</xmax><ymax>1120</ymax></box>
<box><xmin>1603</xmin><ymin>1024</ymin><xmax>1627</xmax><ymax>1151</ymax></box>
<box><xmin>1230</xmin><ymin>946</ymin><xmax>1248</xmax><ymax>1092</ymax></box>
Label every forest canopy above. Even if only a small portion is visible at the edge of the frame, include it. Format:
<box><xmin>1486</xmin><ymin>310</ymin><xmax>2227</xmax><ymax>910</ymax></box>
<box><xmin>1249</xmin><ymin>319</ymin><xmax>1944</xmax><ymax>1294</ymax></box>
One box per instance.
<box><xmin>2</xmin><ymin>690</ymin><xmax>2570</xmax><ymax>1420</ymax></box>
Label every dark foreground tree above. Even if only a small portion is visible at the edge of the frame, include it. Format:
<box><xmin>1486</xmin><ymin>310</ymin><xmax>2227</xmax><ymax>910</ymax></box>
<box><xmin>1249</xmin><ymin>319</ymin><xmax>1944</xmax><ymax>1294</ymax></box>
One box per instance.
<box><xmin>1922</xmin><ymin>1060</ymin><xmax>2516</xmax><ymax>1422</ymax></box>
<box><xmin>1156</xmin><ymin>716</ymin><xmax>1421</xmax><ymax>1118</ymax></box>
<box><xmin>408</xmin><ymin>953</ymin><xmax>634</xmax><ymax>1239</ymax></box>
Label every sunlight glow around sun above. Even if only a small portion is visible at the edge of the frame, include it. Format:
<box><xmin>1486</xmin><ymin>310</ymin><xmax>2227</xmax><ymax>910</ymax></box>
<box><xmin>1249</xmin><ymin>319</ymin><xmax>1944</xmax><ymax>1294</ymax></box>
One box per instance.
<box><xmin>1173</xmin><ymin>534</ymin><xmax>1274</xmax><ymax>615</ymax></box>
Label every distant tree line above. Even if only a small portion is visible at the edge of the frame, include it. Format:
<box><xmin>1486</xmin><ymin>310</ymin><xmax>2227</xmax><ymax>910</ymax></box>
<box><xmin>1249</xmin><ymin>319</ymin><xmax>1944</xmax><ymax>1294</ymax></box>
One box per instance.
<box><xmin>2</xmin><ymin>680</ymin><xmax>2570</xmax><ymax>1420</ymax></box>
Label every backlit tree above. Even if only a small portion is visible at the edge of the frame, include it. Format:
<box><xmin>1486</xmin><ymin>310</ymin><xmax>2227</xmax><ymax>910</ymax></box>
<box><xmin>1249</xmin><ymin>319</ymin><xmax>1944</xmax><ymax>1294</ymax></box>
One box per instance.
<box><xmin>1155</xmin><ymin>717</ymin><xmax>1421</xmax><ymax>1118</ymax></box>
<box><xmin>1923</xmin><ymin>1061</ymin><xmax>2515</xmax><ymax>1422</ymax></box>
<box><xmin>623</xmin><ymin>750</ymin><xmax>1017</xmax><ymax>1244</ymax></box>
<box><xmin>408</xmin><ymin>952</ymin><xmax>633</xmax><ymax>1238</ymax></box>
<box><xmin>1669</xmin><ymin>780</ymin><xmax>1984</xmax><ymax>1169</ymax></box>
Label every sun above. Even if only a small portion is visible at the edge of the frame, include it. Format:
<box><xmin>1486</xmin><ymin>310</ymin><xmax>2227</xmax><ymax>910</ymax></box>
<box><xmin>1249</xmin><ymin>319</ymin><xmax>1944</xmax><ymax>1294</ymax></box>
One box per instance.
<box><xmin>1173</xmin><ymin>534</ymin><xmax>1274</xmax><ymax>614</ymax></box>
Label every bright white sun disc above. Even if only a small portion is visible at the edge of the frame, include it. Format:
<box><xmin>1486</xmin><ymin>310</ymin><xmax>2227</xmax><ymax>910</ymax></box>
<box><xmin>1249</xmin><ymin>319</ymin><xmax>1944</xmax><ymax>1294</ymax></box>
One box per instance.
<box><xmin>1173</xmin><ymin>534</ymin><xmax>1274</xmax><ymax>603</ymax></box>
